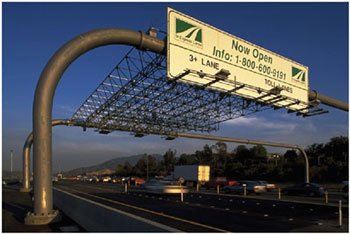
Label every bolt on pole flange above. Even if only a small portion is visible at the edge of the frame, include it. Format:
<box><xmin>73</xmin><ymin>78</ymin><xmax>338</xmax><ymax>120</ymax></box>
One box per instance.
<box><xmin>24</xmin><ymin>210</ymin><xmax>61</xmax><ymax>225</ymax></box>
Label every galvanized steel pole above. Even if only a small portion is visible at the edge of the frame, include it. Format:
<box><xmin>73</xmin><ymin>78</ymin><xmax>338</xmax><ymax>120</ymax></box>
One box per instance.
<box><xmin>28</xmin><ymin>28</ymin><xmax>165</xmax><ymax>225</ymax></box>
<box><xmin>20</xmin><ymin>119</ymin><xmax>72</xmax><ymax>193</ymax></box>
<box><xmin>10</xmin><ymin>150</ymin><xmax>14</xmax><ymax>178</ymax></box>
<box><xmin>172</xmin><ymin>132</ymin><xmax>310</xmax><ymax>183</ymax></box>
<box><xmin>308</xmin><ymin>90</ymin><xmax>348</xmax><ymax>112</ymax></box>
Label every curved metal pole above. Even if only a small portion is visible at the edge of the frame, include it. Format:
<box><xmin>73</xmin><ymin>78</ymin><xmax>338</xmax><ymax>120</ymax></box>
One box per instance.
<box><xmin>308</xmin><ymin>90</ymin><xmax>348</xmax><ymax>112</ymax></box>
<box><xmin>70</xmin><ymin>120</ymin><xmax>311</xmax><ymax>183</ymax></box>
<box><xmin>20</xmin><ymin>119</ymin><xmax>72</xmax><ymax>193</ymax></box>
<box><xmin>28</xmin><ymin>28</ymin><xmax>166</xmax><ymax>225</ymax></box>
<box><xmin>297</xmin><ymin>147</ymin><xmax>310</xmax><ymax>183</ymax></box>
<box><xmin>172</xmin><ymin>132</ymin><xmax>310</xmax><ymax>183</ymax></box>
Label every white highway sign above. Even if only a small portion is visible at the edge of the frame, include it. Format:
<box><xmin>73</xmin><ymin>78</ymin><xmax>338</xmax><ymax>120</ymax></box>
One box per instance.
<box><xmin>167</xmin><ymin>8</ymin><xmax>309</xmax><ymax>111</ymax></box>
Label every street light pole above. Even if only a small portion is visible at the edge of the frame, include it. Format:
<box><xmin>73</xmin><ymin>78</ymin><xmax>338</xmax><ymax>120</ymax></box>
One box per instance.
<box><xmin>146</xmin><ymin>154</ymin><xmax>149</xmax><ymax>181</ymax></box>
<box><xmin>10</xmin><ymin>150</ymin><xmax>14</xmax><ymax>178</ymax></box>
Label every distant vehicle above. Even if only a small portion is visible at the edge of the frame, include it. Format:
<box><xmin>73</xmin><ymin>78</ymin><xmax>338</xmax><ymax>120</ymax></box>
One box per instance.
<box><xmin>342</xmin><ymin>181</ymin><xmax>348</xmax><ymax>193</ymax></box>
<box><xmin>222</xmin><ymin>181</ymin><xmax>266</xmax><ymax>195</ymax></box>
<box><xmin>343</xmin><ymin>184</ymin><xmax>348</xmax><ymax>193</ymax></box>
<box><xmin>142</xmin><ymin>180</ymin><xmax>189</xmax><ymax>194</ymax></box>
<box><xmin>228</xmin><ymin>180</ymin><xmax>239</xmax><ymax>186</ymax></box>
<box><xmin>281</xmin><ymin>183</ymin><xmax>325</xmax><ymax>197</ymax></box>
<box><xmin>173</xmin><ymin>165</ymin><xmax>210</xmax><ymax>186</ymax></box>
<box><xmin>111</xmin><ymin>176</ymin><xmax>121</xmax><ymax>183</ymax></box>
<box><xmin>204</xmin><ymin>177</ymin><xmax>229</xmax><ymax>189</ymax></box>
<box><xmin>3</xmin><ymin>179</ymin><xmax>19</xmax><ymax>185</ymax></box>
<box><xmin>256</xmin><ymin>180</ymin><xmax>276</xmax><ymax>192</ymax></box>
<box><xmin>52</xmin><ymin>177</ymin><xmax>59</xmax><ymax>182</ymax></box>
<box><xmin>92</xmin><ymin>176</ymin><xmax>100</xmax><ymax>183</ymax></box>
<box><xmin>135</xmin><ymin>178</ymin><xmax>146</xmax><ymax>185</ymax></box>
<box><xmin>102</xmin><ymin>176</ymin><xmax>111</xmax><ymax>182</ymax></box>
<box><xmin>125</xmin><ymin>177</ymin><xmax>146</xmax><ymax>185</ymax></box>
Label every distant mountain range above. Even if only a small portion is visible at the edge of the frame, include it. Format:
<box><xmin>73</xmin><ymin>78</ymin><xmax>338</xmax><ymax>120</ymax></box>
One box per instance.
<box><xmin>63</xmin><ymin>154</ymin><xmax>162</xmax><ymax>177</ymax></box>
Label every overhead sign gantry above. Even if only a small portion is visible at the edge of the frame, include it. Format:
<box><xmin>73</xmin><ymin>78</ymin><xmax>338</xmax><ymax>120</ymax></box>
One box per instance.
<box><xmin>167</xmin><ymin>8</ymin><xmax>310</xmax><ymax>113</ymax></box>
<box><xmin>28</xmin><ymin>7</ymin><xmax>347</xmax><ymax>226</ymax></box>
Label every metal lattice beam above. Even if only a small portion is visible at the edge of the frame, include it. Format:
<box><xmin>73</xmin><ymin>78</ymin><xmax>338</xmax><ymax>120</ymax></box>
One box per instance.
<box><xmin>72</xmin><ymin>47</ymin><xmax>277</xmax><ymax>134</ymax></box>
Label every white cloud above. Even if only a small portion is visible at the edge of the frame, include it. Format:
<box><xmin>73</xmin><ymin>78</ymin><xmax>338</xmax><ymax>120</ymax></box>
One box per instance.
<box><xmin>224</xmin><ymin>116</ymin><xmax>297</xmax><ymax>132</ymax></box>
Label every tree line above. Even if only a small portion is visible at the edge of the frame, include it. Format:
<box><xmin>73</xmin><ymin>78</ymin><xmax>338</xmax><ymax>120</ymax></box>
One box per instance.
<box><xmin>114</xmin><ymin>136</ymin><xmax>348</xmax><ymax>183</ymax></box>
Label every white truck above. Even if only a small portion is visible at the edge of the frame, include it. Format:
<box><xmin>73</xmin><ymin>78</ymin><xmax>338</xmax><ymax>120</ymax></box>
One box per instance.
<box><xmin>173</xmin><ymin>165</ymin><xmax>210</xmax><ymax>186</ymax></box>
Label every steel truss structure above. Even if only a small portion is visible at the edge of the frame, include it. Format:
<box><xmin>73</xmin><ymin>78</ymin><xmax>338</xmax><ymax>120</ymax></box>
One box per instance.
<box><xmin>72</xmin><ymin>47</ymin><xmax>327</xmax><ymax>135</ymax></box>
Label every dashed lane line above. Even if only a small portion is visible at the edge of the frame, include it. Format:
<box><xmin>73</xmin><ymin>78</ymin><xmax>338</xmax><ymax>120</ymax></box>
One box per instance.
<box><xmin>58</xmin><ymin>187</ymin><xmax>231</xmax><ymax>233</ymax></box>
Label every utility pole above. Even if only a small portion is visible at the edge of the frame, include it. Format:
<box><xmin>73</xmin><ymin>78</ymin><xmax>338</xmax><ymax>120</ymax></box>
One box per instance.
<box><xmin>146</xmin><ymin>155</ymin><xmax>149</xmax><ymax>181</ymax></box>
<box><xmin>10</xmin><ymin>150</ymin><xmax>14</xmax><ymax>178</ymax></box>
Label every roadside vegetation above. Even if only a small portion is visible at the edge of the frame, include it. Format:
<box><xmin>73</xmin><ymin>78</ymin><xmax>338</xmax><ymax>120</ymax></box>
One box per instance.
<box><xmin>113</xmin><ymin>136</ymin><xmax>348</xmax><ymax>183</ymax></box>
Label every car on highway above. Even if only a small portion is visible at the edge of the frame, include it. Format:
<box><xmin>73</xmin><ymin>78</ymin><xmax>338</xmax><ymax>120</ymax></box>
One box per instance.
<box><xmin>281</xmin><ymin>183</ymin><xmax>325</xmax><ymax>197</ymax></box>
<box><xmin>342</xmin><ymin>181</ymin><xmax>348</xmax><ymax>192</ymax></box>
<box><xmin>102</xmin><ymin>176</ymin><xmax>111</xmax><ymax>182</ymax></box>
<box><xmin>111</xmin><ymin>176</ymin><xmax>122</xmax><ymax>183</ymax></box>
<box><xmin>142</xmin><ymin>179</ymin><xmax>189</xmax><ymax>194</ymax></box>
<box><xmin>135</xmin><ymin>178</ymin><xmax>146</xmax><ymax>185</ymax></box>
<box><xmin>2</xmin><ymin>179</ymin><xmax>19</xmax><ymax>185</ymax></box>
<box><xmin>92</xmin><ymin>176</ymin><xmax>100</xmax><ymax>183</ymax></box>
<box><xmin>256</xmin><ymin>180</ymin><xmax>276</xmax><ymax>192</ymax></box>
<box><xmin>87</xmin><ymin>176</ymin><xmax>94</xmax><ymax>182</ymax></box>
<box><xmin>52</xmin><ymin>176</ymin><xmax>59</xmax><ymax>182</ymax></box>
<box><xmin>222</xmin><ymin>180</ymin><xmax>266</xmax><ymax>195</ymax></box>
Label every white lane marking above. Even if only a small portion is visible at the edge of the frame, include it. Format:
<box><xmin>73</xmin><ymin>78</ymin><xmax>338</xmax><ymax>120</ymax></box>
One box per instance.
<box><xmin>54</xmin><ymin>187</ymin><xmax>181</xmax><ymax>232</ymax></box>
<box><xmin>57</xmin><ymin>187</ymin><xmax>231</xmax><ymax>233</ymax></box>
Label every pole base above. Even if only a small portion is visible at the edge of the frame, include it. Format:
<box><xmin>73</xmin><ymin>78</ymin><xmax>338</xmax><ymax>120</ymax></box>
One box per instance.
<box><xmin>24</xmin><ymin>210</ymin><xmax>61</xmax><ymax>225</ymax></box>
<box><xmin>19</xmin><ymin>187</ymin><xmax>32</xmax><ymax>193</ymax></box>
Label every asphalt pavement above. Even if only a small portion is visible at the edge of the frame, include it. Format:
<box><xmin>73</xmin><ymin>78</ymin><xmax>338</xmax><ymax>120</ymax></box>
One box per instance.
<box><xmin>2</xmin><ymin>181</ymin><xmax>349</xmax><ymax>232</ymax></box>
<box><xmin>55</xmin><ymin>180</ymin><xmax>349</xmax><ymax>232</ymax></box>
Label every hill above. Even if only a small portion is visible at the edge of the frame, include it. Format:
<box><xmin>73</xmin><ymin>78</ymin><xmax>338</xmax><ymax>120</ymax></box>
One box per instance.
<box><xmin>63</xmin><ymin>154</ymin><xmax>162</xmax><ymax>177</ymax></box>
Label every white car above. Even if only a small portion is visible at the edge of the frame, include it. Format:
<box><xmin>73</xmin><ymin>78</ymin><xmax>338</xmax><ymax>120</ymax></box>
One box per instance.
<box><xmin>142</xmin><ymin>180</ymin><xmax>189</xmax><ymax>194</ymax></box>
<box><xmin>102</xmin><ymin>176</ymin><xmax>111</xmax><ymax>182</ymax></box>
<box><xmin>257</xmin><ymin>180</ymin><xmax>276</xmax><ymax>191</ymax></box>
<box><xmin>52</xmin><ymin>177</ymin><xmax>59</xmax><ymax>182</ymax></box>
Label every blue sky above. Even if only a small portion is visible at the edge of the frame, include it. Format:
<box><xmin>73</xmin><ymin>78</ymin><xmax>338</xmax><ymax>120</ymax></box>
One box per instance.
<box><xmin>2</xmin><ymin>2</ymin><xmax>349</xmax><ymax>173</ymax></box>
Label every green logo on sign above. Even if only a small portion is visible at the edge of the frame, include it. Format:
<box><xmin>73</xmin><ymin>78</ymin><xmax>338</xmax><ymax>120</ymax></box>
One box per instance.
<box><xmin>292</xmin><ymin>66</ymin><xmax>306</xmax><ymax>82</ymax></box>
<box><xmin>175</xmin><ymin>18</ymin><xmax>202</xmax><ymax>47</ymax></box>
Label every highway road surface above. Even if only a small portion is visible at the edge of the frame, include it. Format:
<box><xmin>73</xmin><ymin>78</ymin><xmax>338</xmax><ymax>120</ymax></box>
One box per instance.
<box><xmin>54</xmin><ymin>180</ymin><xmax>348</xmax><ymax>232</ymax></box>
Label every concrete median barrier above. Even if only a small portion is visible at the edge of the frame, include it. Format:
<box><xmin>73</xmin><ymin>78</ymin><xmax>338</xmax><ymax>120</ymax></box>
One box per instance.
<box><xmin>53</xmin><ymin>188</ymin><xmax>179</xmax><ymax>232</ymax></box>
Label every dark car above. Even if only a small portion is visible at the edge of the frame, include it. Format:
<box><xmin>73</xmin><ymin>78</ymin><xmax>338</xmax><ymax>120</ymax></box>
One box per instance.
<box><xmin>222</xmin><ymin>181</ymin><xmax>266</xmax><ymax>195</ymax></box>
<box><xmin>281</xmin><ymin>183</ymin><xmax>325</xmax><ymax>197</ymax></box>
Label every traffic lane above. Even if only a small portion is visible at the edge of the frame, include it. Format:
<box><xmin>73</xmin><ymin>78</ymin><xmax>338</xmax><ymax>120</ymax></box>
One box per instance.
<box><xmin>267</xmin><ymin>190</ymin><xmax>347</xmax><ymax>207</ymax></box>
<box><xmin>56</xmin><ymin>182</ymin><xmax>315</xmax><ymax>232</ymax></box>
<box><xmin>199</xmin><ymin>187</ymin><xmax>348</xmax><ymax>206</ymax></box>
<box><xmin>180</xmin><ymin>193</ymin><xmax>347</xmax><ymax>221</ymax></box>
<box><xmin>123</xmin><ymin>184</ymin><xmax>348</xmax><ymax>226</ymax></box>
<box><xmin>61</xmin><ymin>180</ymin><xmax>348</xmax><ymax>218</ymax></box>
<box><xmin>62</xmin><ymin>180</ymin><xmax>348</xmax><ymax>208</ymax></box>
<box><xmin>56</xmin><ymin>185</ymin><xmax>218</xmax><ymax>232</ymax></box>
<box><xmin>56</xmin><ymin>181</ymin><xmax>234</xmax><ymax>232</ymax></box>
<box><xmin>55</xmin><ymin>181</ymin><xmax>345</xmax><ymax>232</ymax></box>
